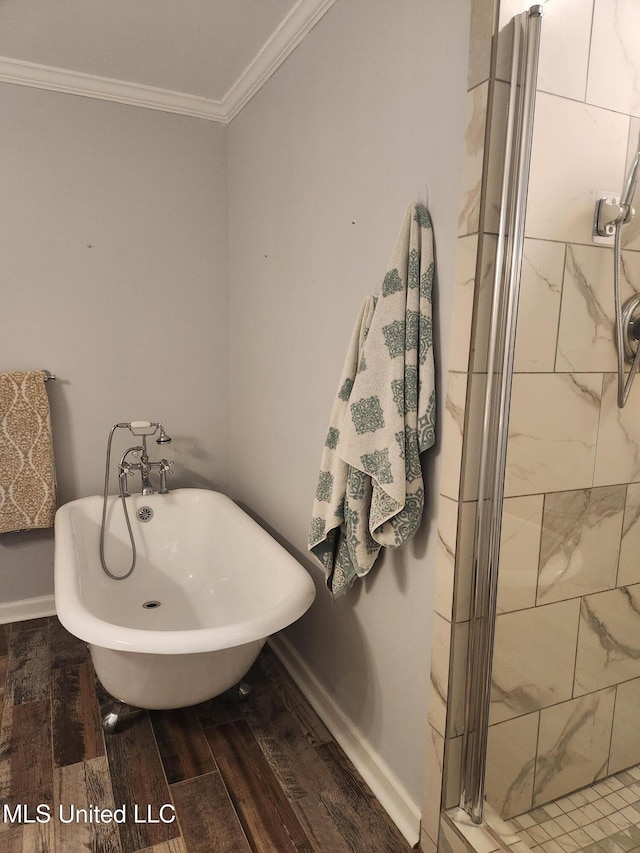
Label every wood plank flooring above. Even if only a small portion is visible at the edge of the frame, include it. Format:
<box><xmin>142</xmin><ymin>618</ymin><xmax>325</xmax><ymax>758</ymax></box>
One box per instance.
<box><xmin>0</xmin><ymin>617</ymin><xmax>416</xmax><ymax>852</ymax></box>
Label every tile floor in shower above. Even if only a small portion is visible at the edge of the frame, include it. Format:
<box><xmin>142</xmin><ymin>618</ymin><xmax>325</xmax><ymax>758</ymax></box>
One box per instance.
<box><xmin>0</xmin><ymin>616</ymin><xmax>413</xmax><ymax>852</ymax></box>
<box><xmin>507</xmin><ymin>768</ymin><xmax>640</xmax><ymax>853</ymax></box>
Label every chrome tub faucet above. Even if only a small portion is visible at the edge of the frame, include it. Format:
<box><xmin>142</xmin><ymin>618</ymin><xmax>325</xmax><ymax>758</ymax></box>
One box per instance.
<box><xmin>116</xmin><ymin>422</ymin><xmax>173</xmax><ymax>496</ymax></box>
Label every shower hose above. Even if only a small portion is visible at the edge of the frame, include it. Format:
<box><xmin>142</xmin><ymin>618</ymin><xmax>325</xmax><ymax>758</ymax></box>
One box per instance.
<box><xmin>99</xmin><ymin>424</ymin><xmax>137</xmax><ymax>580</ymax></box>
<box><xmin>614</xmin><ymin>220</ymin><xmax>640</xmax><ymax>408</ymax></box>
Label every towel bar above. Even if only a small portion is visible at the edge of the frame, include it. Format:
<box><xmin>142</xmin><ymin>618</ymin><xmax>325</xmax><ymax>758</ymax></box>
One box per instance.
<box><xmin>43</xmin><ymin>370</ymin><xmax>56</xmax><ymax>381</ymax></box>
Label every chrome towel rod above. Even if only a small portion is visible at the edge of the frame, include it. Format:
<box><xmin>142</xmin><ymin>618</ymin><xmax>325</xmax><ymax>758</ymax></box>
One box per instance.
<box><xmin>43</xmin><ymin>370</ymin><xmax>56</xmax><ymax>381</ymax></box>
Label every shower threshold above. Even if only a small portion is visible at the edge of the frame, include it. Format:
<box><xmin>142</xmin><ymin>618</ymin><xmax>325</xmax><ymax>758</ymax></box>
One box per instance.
<box><xmin>441</xmin><ymin>766</ymin><xmax>640</xmax><ymax>853</ymax></box>
<box><xmin>508</xmin><ymin>767</ymin><xmax>640</xmax><ymax>853</ymax></box>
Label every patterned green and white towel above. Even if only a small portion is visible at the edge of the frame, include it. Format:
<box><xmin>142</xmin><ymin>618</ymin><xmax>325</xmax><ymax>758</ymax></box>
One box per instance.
<box><xmin>308</xmin><ymin>202</ymin><xmax>436</xmax><ymax>596</ymax></box>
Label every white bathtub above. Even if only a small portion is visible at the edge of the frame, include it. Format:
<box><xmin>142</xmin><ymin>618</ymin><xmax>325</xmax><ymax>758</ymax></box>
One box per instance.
<box><xmin>54</xmin><ymin>488</ymin><xmax>316</xmax><ymax>709</ymax></box>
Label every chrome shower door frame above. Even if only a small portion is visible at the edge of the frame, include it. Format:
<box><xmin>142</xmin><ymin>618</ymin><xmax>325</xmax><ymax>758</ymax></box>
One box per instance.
<box><xmin>458</xmin><ymin>4</ymin><xmax>543</xmax><ymax>825</ymax></box>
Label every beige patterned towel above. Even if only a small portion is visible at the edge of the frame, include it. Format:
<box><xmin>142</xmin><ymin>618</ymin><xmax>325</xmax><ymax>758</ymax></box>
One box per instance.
<box><xmin>308</xmin><ymin>203</ymin><xmax>436</xmax><ymax>596</ymax></box>
<box><xmin>0</xmin><ymin>371</ymin><xmax>57</xmax><ymax>533</ymax></box>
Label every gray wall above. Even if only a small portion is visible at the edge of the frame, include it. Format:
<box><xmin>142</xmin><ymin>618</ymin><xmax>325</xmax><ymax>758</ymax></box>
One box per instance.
<box><xmin>0</xmin><ymin>0</ymin><xmax>470</xmax><ymax>812</ymax></box>
<box><xmin>1</xmin><ymin>84</ymin><xmax>229</xmax><ymax>602</ymax></box>
<box><xmin>227</xmin><ymin>0</ymin><xmax>469</xmax><ymax>806</ymax></box>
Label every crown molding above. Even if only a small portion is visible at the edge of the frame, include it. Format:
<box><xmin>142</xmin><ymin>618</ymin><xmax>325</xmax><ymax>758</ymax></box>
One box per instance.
<box><xmin>0</xmin><ymin>57</ymin><xmax>228</xmax><ymax>121</ymax></box>
<box><xmin>220</xmin><ymin>0</ymin><xmax>338</xmax><ymax>121</ymax></box>
<box><xmin>0</xmin><ymin>0</ymin><xmax>337</xmax><ymax>123</ymax></box>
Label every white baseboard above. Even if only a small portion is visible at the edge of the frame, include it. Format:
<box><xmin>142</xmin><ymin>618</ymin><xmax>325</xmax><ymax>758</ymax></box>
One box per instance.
<box><xmin>268</xmin><ymin>634</ymin><xmax>421</xmax><ymax>847</ymax></box>
<box><xmin>0</xmin><ymin>594</ymin><xmax>56</xmax><ymax>624</ymax></box>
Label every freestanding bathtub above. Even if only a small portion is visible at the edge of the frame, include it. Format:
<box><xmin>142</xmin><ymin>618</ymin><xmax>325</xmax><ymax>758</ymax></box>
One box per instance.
<box><xmin>54</xmin><ymin>488</ymin><xmax>316</xmax><ymax>711</ymax></box>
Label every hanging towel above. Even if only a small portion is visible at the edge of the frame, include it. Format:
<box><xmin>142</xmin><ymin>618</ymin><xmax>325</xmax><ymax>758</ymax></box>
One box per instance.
<box><xmin>308</xmin><ymin>202</ymin><xmax>436</xmax><ymax>596</ymax></box>
<box><xmin>0</xmin><ymin>370</ymin><xmax>58</xmax><ymax>534</ymax></box>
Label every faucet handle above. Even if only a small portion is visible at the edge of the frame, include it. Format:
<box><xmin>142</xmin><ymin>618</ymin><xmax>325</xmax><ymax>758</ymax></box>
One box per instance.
<box><xmin>158</xmin><ymin>460</ymin><xmax>173</xmax><ymax>495</ymax></box>
<box><xmin>118</xmin><ymin>461</ymin><xmax>135</xmax><ymax>497</ymax></box>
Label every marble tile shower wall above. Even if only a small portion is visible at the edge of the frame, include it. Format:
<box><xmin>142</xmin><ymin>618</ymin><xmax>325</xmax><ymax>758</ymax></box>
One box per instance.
<box><xmin>422</xmin><ymin>1</ymin><xmax>640</xmax><ymax>850</ymax></box>
<box><xmin>485</xmin><ymin>0</ymin><xmax>640</xmax><ymax>822</ymax></box>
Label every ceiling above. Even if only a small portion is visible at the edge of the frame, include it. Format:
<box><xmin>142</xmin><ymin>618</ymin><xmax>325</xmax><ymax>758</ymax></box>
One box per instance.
<box><xmin>0</xmin><ymin>0</ymin><xmax>337</xmax><ymax>122</ymax></box>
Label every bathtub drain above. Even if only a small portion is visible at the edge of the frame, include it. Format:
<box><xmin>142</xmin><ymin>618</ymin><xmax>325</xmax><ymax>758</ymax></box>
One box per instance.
<box><xmin>137</xmin><ymin>507</ymin><xmax>153</xmax><ymax>522</ymax></box>
<box><xmin>142</xmin><ymin>600</ymin><xmax>161</xmax><ymax>609</ymax></box>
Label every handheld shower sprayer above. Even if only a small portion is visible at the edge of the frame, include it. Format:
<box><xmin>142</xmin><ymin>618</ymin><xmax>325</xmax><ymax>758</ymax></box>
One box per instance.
<box><xmin>99</xmin><ymin>419</ymin><xmax>173</xmax><ymax>580</ymax></box>
<box><xmin>126</xmin><ymin>420</ymin><xmax>171</xmax><ymax>442</ymax></box>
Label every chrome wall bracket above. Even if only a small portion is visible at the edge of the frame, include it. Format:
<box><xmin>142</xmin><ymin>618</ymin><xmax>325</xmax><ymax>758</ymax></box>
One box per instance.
<box><xmin>593</xmin><ymin>189</ymin><xmax>635</xmax><ymax>246</ymax></box>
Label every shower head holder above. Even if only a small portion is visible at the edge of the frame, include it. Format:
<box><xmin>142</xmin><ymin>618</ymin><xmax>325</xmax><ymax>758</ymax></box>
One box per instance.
<box><xmin>118</xmin><ymin>421</ymin><xmax>172</xmax><ymax>443</ymax></box>
<box><xmin>128</xmin><ymin>421</ymin><xmax>158</xmax><ymax>437</ymax></box>
<box><xmin>594</xmin><ymin>194</ymin><xmax>634</xmax><ymax>239</ymax></box>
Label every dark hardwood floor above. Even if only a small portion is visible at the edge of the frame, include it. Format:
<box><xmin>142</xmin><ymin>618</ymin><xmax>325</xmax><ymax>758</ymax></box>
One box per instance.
<box><xmin>0</xmin><ymin>617</ymin><xmax>415</xmax><ymax>852</ymax></box>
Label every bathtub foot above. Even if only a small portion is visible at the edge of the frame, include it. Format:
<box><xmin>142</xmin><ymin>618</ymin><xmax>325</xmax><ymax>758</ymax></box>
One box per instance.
<box><xmin>238</xmin><ymin>681</ymin><xmax>252</xmax><ymax>701</ymax></box>
<box><xmin>102</xmin><ymin>700</ymin><xmax>124</xmax><ymax>734</ymax></box>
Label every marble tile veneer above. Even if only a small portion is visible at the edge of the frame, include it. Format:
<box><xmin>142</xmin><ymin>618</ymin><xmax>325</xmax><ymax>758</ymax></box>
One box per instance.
<box><xmin>429</xmin><ymin>613</ymin><xmax>453</xmax><ymax>738</ymax></box>
<box><xmin>449</xmin><ymin>234</ymin><xmax>479</xmax><ymax>373</ymax></box>
<box><xmin>610</xmin><ymin>677</ymin><xmax>640</xmax><ymax>775</ymax></box>
<box><xmin>594</xmin><ymin>375</ymin><xmax>640</xmax><ymax>487</ymax></box>
<box><xmin>468</xmin><ymin>234</ymin><xmax>497</xmax><ymax>374</ymax></box>
<box><xmin>619</xmin><ymin>483</ymin><xmax>640</xmax><ymax>588</ymax></box>
<box><xmin>496</xmin><ymin>495</ymin><xmax>543</xmax><ymax>614</ymax></box>
<box><xmin>556</xmin><ymin>245</ymin><xmax>640</xmax><ymax>374</ymax></box>
<box><xmin>536</xmin><ymin>485</ymin><xmax>625</xmax><ymax>605</ymax></box>
<box><xmin>526</xmin><ymin>93</ymin><xmax>629</xmax><ymax>246</ymax></box>
<box><xmin>486</xmin><ymin>711</ymin><xmax>538</xmax><ymax>819</ymax></box>
<box><xmin>505</xmin><ymin>373</ymin><xmax>601</xmax><ymax>497</ymax></box>
<box><xmin>458</xmin><ymin>83</ymin><xmax>488</xmax><ymax>237</ymax></box>
<box><xmin>513</xmin><ymin>239</ymin><xmax>564</xmax><ymax>374</ymax></box>
<box><xmin>487</xmin><ymin>684</ymin><xmax>640</xmax><ymax>819</ymax></box>
<box><xmin>623</xmin><ymin>118</ymin><xmax>640</xmax><ymax>252</ymax></box>
<box><xmin>533</xmin><ymin>688</ymin><xmax>615</xmax><ymax>807</ymax></box>
<box><xmin>536</xmin><ymin>0</ymin><xmax>593</xmax><ymax>102</ymax></box>
<box><xmin>440</xmin><ymin>372</ymin><xmax>468</xmax><ymax>502</ymax></box>
<box><xmin>587</xmin><ymin>0</ymin><xmax>640</xmax><ymax>119</ymax></box>
<box><xmin>490</xmin><ymin>599</ymin><xmax>581</xmax><ymax>725</ymax></box>
<box><xmin>574</xmin><ymin>584</ymin><xmax>640</xmax><ymax>695</ymax></box>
